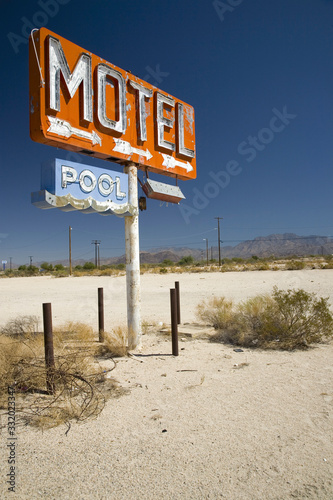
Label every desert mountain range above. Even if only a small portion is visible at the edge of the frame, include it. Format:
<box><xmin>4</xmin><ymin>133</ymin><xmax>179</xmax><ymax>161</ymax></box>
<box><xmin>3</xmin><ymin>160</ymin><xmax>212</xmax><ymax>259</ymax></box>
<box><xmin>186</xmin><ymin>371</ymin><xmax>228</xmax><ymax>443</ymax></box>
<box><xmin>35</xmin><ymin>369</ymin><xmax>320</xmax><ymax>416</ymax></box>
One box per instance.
<box><xmin>78</xmin><ymin>233</ymin><xmax>333</xmax><ymax>266</ymax></box>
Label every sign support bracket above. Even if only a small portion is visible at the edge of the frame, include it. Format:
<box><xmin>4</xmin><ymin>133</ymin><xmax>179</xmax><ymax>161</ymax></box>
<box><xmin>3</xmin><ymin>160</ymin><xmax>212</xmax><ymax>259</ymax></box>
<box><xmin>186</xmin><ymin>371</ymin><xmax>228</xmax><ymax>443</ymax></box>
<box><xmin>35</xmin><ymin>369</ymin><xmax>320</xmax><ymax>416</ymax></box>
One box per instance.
<box><xmin>124</xmin><ymin>162</ymin><xmax>141</xmax><ymax>349</ymax></box>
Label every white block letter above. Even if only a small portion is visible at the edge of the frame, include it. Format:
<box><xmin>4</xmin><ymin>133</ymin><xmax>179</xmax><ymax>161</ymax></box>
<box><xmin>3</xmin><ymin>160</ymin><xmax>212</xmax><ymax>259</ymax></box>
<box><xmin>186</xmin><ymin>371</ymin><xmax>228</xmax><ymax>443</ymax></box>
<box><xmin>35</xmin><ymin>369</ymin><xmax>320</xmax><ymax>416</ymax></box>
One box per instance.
<box><xmin>97</xmin><ymin>64</ymin><xmax>127</xmax><ymax>134</ymax></box>
<box><xmin>129</xmin><ymin>80</ymin><xmax>153</xmax><ymax>142</ymax></box>
<box><xmin>48</xmin><ymin>36</ymin><xmax>92</xmax><ymax>122</ymax></box>
<box><xmin>156</xmin><ymin>92</ymin><xmax>175</xmax><ymax>152</ymax></box>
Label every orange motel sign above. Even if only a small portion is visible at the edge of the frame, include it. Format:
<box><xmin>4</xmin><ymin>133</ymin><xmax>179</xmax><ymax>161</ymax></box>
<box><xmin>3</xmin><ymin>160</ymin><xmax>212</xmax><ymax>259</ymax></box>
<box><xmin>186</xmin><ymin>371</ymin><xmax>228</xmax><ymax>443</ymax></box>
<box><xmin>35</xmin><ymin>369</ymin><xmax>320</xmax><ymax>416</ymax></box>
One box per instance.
<box><xmin>29</xmin><ymin>28</ymin><xmax>196</xmax><ymax>181</ymax></box>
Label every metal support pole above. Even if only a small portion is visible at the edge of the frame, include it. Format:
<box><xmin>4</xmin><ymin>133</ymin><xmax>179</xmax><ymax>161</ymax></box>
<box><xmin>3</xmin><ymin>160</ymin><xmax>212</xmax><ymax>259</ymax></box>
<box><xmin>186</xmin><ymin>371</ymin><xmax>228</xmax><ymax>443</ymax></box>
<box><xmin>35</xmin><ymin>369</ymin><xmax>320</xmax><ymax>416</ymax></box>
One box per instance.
<box><xmin>42</xmin><ymin>303</ymin><xmax>55</xmax><ymax>394</ymax></box>
<box><xmin>98</xmin><ymin>287</ymin><xmax>104</xmax><ymax>342</ymax></box>
<box><xmin>124</xmin><ymin>162</ymin><xmax>141</xmax><ymax>349</ymax></box>
<box><xmin>175</xmin><ymin>281</ymin><xmax>181</xmax><ymax>325</ymax></box>
<box><xmin>170</xmin><ymin>289</ymin><xmax>179</xmax><ymax>356</ymax></box>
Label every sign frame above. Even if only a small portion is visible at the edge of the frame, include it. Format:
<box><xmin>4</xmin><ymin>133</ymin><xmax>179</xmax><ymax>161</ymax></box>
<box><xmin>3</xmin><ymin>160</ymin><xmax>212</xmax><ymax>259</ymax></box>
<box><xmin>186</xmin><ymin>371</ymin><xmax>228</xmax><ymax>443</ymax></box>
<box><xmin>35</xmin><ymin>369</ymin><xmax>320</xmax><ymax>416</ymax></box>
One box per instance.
<box><xmin>29</xmin><ymin>28</ymin><xmax>196</xmax><ymax>181</ymax></box>
<box><xmin>31</xmin><ymin>159</ymin><xmax>136</xmax><ymax>217</ymax></box>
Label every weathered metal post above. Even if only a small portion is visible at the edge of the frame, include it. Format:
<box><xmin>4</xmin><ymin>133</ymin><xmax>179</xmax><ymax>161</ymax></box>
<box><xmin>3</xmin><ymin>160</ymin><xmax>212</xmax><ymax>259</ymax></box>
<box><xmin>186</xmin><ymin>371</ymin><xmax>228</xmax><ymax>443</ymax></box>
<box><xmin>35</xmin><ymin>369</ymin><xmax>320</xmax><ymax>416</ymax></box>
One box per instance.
<box><xmin>124</xmin><ymin>162</ymin><xmax>141</xmax><ymax>350</ymax></box>
<box><xmin>98</xmin><ymin>287</ymin><xmax>104</xmax><ymax>342</ymax></box>
<box><xmin>175</xmin><ymin>281</ymin><xmax>181</xmax><ymax>325</ymax></box>
<box><xmin>42</xmin><ymin>303</ymin><xmax>55</xmax><ymax>394</ymax></box>
<box><xmin>170</xmin><ymin>288</ymin><xmax>179</xmax><ymax>356</ymax></box>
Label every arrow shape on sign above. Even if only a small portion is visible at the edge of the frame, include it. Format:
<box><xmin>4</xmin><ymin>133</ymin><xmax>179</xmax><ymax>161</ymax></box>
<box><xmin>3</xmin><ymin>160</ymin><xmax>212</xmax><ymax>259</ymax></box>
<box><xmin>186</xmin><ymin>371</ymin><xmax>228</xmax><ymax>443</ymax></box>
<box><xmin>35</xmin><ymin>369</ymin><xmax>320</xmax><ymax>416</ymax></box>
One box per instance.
<box><xmin>47</xmin><ymin>116</ymin><xmax>102</xmax><ymax>146</ymax></box>
<box><xmin>113</xmin><ymin>139</ymin><xmax>153</xmax><ymax>161</ymax></box>
<box><xmin>161</xmin><ymin>154</ymin><xmax>193</xmax><ymax>172</ymax></box>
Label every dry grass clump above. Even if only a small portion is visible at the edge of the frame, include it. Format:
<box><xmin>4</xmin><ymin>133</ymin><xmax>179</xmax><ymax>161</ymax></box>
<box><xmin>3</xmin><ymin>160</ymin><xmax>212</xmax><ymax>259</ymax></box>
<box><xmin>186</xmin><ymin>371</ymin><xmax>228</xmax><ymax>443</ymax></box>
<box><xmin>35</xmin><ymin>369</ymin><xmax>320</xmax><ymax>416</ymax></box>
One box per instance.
<box><xmin>285</xmin><ymin>260</ymin><xmax>306</xmax><ymax>270</ymax></box>
<box><xmin>141</xmin><ymin>320</ymin><xmax>159</xmax><ymax>335</ymax></box>
<box><xmin>196</xmin><ymin>297</ymin><xmax>234</xmax><ymax>330</ymax></box>
<box><xmin>55</xmin><ymin>321</ymin><xmax>95</xmax><ymax>344</ymax></box>
<box><xmin>197</xmin><ymin>287</ymin><xmax>333</xmax><ymax>350</ymax></box>
<box><xmin>0</xmin><ymin>318</ymin><xmax>129</xmax><ymax>431</ymax></box>
<box><xmin>99</xmin><ymin>326</ymin><xmax>128</xmax><ymax>357</ymax></box>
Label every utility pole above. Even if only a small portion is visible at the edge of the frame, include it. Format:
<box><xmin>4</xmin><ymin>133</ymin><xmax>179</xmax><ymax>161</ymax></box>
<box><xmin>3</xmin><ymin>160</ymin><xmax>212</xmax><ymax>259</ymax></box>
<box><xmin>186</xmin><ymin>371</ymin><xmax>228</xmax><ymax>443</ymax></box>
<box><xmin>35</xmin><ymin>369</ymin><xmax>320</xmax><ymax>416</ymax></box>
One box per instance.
<box><xmin>91</xmin><ymin>240</ymin><xmax>101</xmax><ymax>268</ymax></box>
<box><xmin>9</xmin><ymin>257</ymin><xmax>12</xmax><ymax>271</ymax></box>
<box><xmin>29</xmin><ymin>256</ymin><xmax>33</xmax><ymax>267</ymax></box>
<box><xmin>69</xmin><ymin>226</ymin><xmax>72</xmax><ymax>275</ymax></box>
<box><xmin>214</xmin><ymin>217</ymin><xmax>223</xmax><ymax>266</ymax></box>
<box><xmin>203</xmin><ymin>238</ymin><xmax>209</xmax><ymax>266</ymax></box>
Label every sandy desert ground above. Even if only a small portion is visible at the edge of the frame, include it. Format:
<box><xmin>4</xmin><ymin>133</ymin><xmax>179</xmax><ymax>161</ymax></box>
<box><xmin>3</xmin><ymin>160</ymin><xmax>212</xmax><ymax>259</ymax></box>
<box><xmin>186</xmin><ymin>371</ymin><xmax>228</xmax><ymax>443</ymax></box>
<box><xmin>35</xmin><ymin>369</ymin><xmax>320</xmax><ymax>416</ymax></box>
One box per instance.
<box><xmin>0</xmin><ymin>269</ymin><xmax>333</xmax><ymax>499</ymax></box>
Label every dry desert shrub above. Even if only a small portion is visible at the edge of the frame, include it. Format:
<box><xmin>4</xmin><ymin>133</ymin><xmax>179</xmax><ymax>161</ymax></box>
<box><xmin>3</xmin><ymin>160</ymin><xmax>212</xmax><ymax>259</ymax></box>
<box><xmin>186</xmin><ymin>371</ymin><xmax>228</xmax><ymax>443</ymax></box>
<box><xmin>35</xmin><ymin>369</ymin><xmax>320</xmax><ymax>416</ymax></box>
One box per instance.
<box><xmin>285</xmin><ymin>260</ymin><xmax>306</xmax><ymax>270</ymax></box>
<box><xmin>1</xmin><ymin>315</ymin><xmax>39</xmax><ymax>337</ymax></box>
<box><xmin>0</xmin><ymin>319</ymin><xmax>129</xmax><ymax>431</ymax></box>
<box><xmin>197</xmin><ymin>287</ymin><xmax>333</xmax><ymax>350</ymax></box>
<box><xmin>196</xmin><ymin>296</ymin><xmax>234</xmax><ymax>330</ymax></box>
<box><xmin>56</xmin><ymin>321</ymin><xmax>95</xmax><ymax>344</ymax></box>
<box><xmin>322</xmin><ymin>262</ymin><xmax>333</xmax><ymax>270</ymax></box>
<box><xmin>141</xmin><ymin>319</ymin><xmax>158</xmax><ymax>335</ymax></box>
<box><xmin>98</xmin><ymin>326</ymin><xmax>128</xmax><ymax>357</ymax></box>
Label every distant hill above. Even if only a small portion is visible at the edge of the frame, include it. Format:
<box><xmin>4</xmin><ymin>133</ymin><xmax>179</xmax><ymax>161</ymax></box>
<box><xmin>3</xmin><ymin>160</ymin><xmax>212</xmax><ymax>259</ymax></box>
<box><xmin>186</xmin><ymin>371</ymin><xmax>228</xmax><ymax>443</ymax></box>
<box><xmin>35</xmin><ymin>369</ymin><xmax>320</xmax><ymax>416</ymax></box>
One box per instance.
<box><xmin>219</xmin><ymin>233</ymin><xmax>333</xmax><ymax>259</ymax></box>
<box><xmin>33</xmin><ymin>233</ymin><xmax>333</xmax><ymax>268</ymax></box>
<box><xmin>106</xmin><ymin>234</ymin><xmax>333</xmax><ymax>263</ymax></box>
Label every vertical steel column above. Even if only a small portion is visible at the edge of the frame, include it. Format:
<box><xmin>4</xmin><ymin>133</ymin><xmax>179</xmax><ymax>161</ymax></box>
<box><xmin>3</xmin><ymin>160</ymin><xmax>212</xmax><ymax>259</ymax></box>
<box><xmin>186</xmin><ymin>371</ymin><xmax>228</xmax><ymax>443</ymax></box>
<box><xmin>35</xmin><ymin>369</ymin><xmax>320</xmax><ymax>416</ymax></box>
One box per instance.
<box><xmin>42</xmin><ymin>303</ymin><xmax>55</xmax><ymax>394</ymax></box>
<box><xmin>124</xmin><ymin>162</ymin><xmax>141</xmax><ymax>349</ymax></box>
<box><xmin>98</xmin><ymin>287</ymin><xmax>104</xmax><ymax>342</ymax></box>
<box><xmin>170</xmin><ymin>289</ymin><xmax>179</xmax><ymax>356</ymax></box>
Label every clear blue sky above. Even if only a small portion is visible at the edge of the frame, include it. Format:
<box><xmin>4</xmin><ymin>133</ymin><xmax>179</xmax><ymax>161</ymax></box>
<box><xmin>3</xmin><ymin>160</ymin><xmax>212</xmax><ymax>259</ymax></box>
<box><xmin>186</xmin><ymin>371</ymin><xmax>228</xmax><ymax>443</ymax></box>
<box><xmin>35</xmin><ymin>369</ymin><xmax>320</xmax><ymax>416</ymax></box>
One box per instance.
<box><xmin>1</xmin><ymin>0</ymin><xmax>332</xmax><ymax>265</ymax></box>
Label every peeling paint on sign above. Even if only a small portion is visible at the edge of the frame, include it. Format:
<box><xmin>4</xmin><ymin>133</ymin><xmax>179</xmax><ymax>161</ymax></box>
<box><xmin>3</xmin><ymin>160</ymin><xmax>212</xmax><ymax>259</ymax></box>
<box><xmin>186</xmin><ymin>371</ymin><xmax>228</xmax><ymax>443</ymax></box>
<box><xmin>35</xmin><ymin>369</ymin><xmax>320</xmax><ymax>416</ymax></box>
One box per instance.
<box><xmin>31</xmin><ymin>159</ymin><xmax>135</xmax><ymax>217</ymax></box>
<box><xmin>29</xmin><ymin>28</ymin><xmax>196</xmax><ymax>181</ymax></box>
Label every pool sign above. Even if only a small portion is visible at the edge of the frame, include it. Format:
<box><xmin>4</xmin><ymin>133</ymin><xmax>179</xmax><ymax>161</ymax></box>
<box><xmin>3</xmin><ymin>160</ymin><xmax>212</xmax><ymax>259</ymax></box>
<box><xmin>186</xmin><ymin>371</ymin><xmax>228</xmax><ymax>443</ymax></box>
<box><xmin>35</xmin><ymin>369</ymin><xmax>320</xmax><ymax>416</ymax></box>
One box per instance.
<box><xmin>32</xmin><ymin>159</ymin><xmax>135</xmax><ymax>216</ymax></box>
<box><xmin>29</xmin><ymin>28</ymin><xmax>196</xmax><ymax>181</ymax></box>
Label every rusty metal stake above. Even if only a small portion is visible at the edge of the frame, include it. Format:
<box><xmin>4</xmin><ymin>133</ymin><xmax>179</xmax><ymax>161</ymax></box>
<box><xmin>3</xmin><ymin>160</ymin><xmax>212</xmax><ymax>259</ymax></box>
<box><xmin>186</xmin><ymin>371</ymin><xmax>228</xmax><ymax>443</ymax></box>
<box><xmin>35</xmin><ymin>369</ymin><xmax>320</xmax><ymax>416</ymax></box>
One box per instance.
<box><xmin>98</xmin><ymin>287</ymin><xmax>104</xmax><ymax>342</ymax></box>
<box><xmin>170</xmin><ymin>288</ymin><xmax>179</xmax><ymax>356</ymax></box>
<box><xmin>175</xmin><ymin>281</ymin><xmax>181</xmax><ymax>325</ymax></box>
<box><xmin>42</xmin><ymin>303</ymin><xmax>55</xmax><ymax>394</ymax></box>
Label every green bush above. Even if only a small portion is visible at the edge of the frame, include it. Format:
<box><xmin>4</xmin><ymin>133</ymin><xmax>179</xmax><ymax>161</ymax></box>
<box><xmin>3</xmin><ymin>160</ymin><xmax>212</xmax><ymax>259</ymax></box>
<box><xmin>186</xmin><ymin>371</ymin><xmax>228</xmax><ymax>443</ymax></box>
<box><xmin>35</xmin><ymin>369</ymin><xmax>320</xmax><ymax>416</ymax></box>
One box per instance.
<box><xmin>197</xmin><ymin>287</ymin><xmax>333</xmax><ymax>350</ymax></box>
<box><xmin>27</xmin><ymin>265</ymin><xmax>39</xmax><ymax>275</ymax></box>
<box><xmin>159</xmin><ymin>267</ymin><xmax>168</xmax><ymax>274</ymax></box>
<box><xmin>178</xmin><ymin>255</ymin><xmax>194</xmax><ymax>266</ymax></box>
<box><xmin>83</xmin><ymin>262</ymin><xmax>96</xmax><ymax>270</ymax></box>
<box><xmin>41</xmin><ymin>262</ymin><xmax>53</xmax><ymax>271</ymax></box>
<box><xmin>161</xmin><ymin>259</ymin><xmax>174</xmax><ymax>266</ymax></box>
<box><xmin>115</xmin><ymin>263</ymin><xmax>126</xmax><ymax>271</ymax></box>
